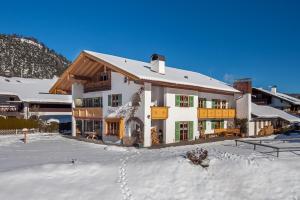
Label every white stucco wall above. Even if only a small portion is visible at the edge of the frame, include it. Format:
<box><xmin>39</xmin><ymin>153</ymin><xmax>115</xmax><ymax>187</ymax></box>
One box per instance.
<box><xmin>71</xmin><ymin>83</ymin><xmax>84</xmax><ymax>136</ymax></box>
<box><xmin>164</xmin><ymin>87</ymin><xmax>198</xmax><ymax>143</ymax></box>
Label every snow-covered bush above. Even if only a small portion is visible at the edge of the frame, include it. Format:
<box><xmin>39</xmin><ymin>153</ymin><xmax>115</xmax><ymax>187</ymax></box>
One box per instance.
<box><xmin>186</xmin><ymin>148</ymin><xmax>209</xmax><ymax>167</ymax></box>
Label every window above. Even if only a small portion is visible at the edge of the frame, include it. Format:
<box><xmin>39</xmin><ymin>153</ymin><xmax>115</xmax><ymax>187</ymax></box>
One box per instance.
<box><xmin>99</xmin><ymin>72</ymin><xmax>109</xmax><ymax>81</ymax></box>
<box><xmin>9</xmin><ymin>97</ymin><xmax>15</xmax><ymax>101</ymax></box>
<box><xmin>107</xmin><ymin>122</ymin><xmax>119</xmax><ymax>136</ymax></box>
<box><xmin>198</xmin><ymin>120</ymin><xmax>206</xmax><ymax>131</ymax></box>
<box><xmin>175</xmin><ymin>121</ymin><xmax>193</xmax><ymax>141</ymax></box>
<box><xmin>198</xmin><ymin>98</ymin><xmax>207</xmax><ymax>108</ymax></box>
<box><xmin>93</xmin><ymin>97</ymin><xmax>103</xmax><ymax>107</ymax></box>
<box><xmin>84</xmin><ymin>98</ymin><xmax>93</xmax><ymax>107</ymax></box>
<box><xmin>175</xmin><ymin>95</ymin><xmax>194</xmax><ymax>107</ymax></box>
<box><xmin>211</xmin><ymin>120</ymin><xmax>224</xmax><ymax>129</ymax></box>
<box><xmin>221</xmin><ymin>100</ymin><xmax>227</xmax><ymax>109</ymax></box>
<box><xmin>180</xmin><ymin>122</ymin><xmax>189</xmax><ymax>141</ymax></box>
<box><xmin>83</xmin><ymin>120</ymin><xmax>102</xmax><ymax>134</ymax></box>
<box><xmin>84</xmin><ymin>120</ymin><xmax>94</xmax><ymax>132</ymax></box>
<box><xmin>212</xmin><ymin>99</ymin><xmax>222</xmax><ymax>109</ymax></box>
<box><xmin>80</xmin><ymin>97</ymin><xmax>102</xmax><ymax>107</ymax></box>
<box><xmin>94</xmin><ymin>120</ymin><xmax>102</xmax><ymax>134</ymax></box>
<box><xmin>180</xmin><ymin>96</ymin><xmax>189</xmax><ymax>107</ymax></box>
<box><xmin>108</xmin><ymin>94</ymin><xmax>122</xmax><ymax>107</ymax></box>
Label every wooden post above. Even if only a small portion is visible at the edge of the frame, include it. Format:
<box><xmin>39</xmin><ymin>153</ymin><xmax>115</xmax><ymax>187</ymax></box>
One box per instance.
<box><xmin>22</xmin><ymin>128</ymin><xmax>28</xmax><ymax>143</ymax></box>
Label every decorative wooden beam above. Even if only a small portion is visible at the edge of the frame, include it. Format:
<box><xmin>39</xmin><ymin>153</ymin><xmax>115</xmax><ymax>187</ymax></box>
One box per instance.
<box><xmin>70</xmin><ymin>74</ymin><xmax>92</xmax><ymax>81</ymax></box>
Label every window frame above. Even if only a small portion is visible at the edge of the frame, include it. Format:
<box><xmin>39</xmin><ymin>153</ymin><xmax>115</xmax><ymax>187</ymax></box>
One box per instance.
<box><xmin>107</xmin><ymin>121</ymin><xmax>120</xmax><ymax>136</ymax></box>
<box><xmin>198</xmin><ymin>98</ymin><xmax>207</xmax><ymax>108</ymax></box>
<box><xmin>110</xmin><ymin>94</ymin><xmax>122</xmax><ymax>107</ymax></box>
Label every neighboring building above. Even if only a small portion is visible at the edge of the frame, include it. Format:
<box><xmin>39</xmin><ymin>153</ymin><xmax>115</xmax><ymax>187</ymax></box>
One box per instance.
<box><xmin>50</xmin><ymin>51</ymin><xmax>241</xmax><ymax>147</ymax></box>
<box><xmin>252</xmin><ymin>86</ymin><xmax>300</xmax><ymax>115</ymax></box>
<box><xmin>0</xmin><ymin>76</ymin><xmax>72</xmax><ymax>124</ymax></box>
<box><xmin>234</xmin><ymin>79</ymin><xmax>300</xmax><ymax>136</ymax></box>
<box><xmin>288</xmin><ymin>94</ymin><xmax>300</xmax><ymax>100</ymax></box>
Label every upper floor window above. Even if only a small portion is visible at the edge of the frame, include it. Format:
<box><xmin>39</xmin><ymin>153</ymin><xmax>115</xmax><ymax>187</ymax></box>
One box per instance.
<box><xmin>212</xmin><ymin>99</ymin><xmax>221</xmax><ymax>109</ymax></box>
<box><xmin>175</xmin><ymin>95</ymin><xmax>194</xmax><ymax>107</ymax></box>
<box><xmin>75</xmin><ymin>97</ymin><xmax>102</xmax><ymax>108</ymax></box>
<box><xmin>222</xmin><ymin>100</ymin><xmax>227</xmax><ymax>109</ymax></box>
<box><xmin>99</xmin><ymin>72</ymin><xmax>109</xmax><ymax>81</ymax></box>
<box><xmin>198</xmin><ymin>98</ymin><xmax>207</xmax><ymax>108</ymax></box>
<box><xmin>93</xmin><ymin>97</ymin><xmax>103</xmax><ymax>107</ymax></box>
<box><xmin>108</xmin><ymin>94</ymin><xmax>122</xmax><ymax>107</ymax></box>
<box><xmin>212</xmin><ymin>99</ymin><xmax>227</xmax><ymax>109</ymax></box>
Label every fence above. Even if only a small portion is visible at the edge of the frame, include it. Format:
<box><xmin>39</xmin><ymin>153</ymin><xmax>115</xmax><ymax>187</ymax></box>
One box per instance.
<box><xmin>235</xmin><ymin>138</ymin><xmax>300</xmax><ymax>157</ymax></box>
<box><xmin>0</xmin><ymin>129</ymin><xmax>37</xmax><ymax>135</ymax></box>
<box><xmin>0</xmin><ymin>118</ymin><xmax>38</xmax><ymax>130</ymax></box>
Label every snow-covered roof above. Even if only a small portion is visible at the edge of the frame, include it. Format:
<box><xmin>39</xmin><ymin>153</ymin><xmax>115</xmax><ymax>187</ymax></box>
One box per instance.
<box><xmin>254</xmin><ymin>87</ymin><xmax>300</xmax><ymax>105</ymax></box>
<box><xmin>0</xmin><ymin>76</ymin><xmax>71</xmax><ymax>103</ymax></box>
<box><xmin>251</xmin><ymin>103</ymin><xmax>300</xmax><ymax>123</ymax></box>
<box><xmin>84</xmin><ymin>50</ymin><xmax>239</xmax><ymax>93</ymax></box>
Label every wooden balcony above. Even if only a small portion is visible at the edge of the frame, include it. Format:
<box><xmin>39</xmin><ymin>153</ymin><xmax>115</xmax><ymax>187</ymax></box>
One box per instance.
<box><xmin>73</xmin><ymin>107</ymin><xmax>103</xmax><ymax>119</ymax></box>
<box><xmin>84</xmin><ymin>80</ymin><xmax>111</xmax><ymax>93</ymax></box>
<box><xmin>151</xmin><ymin>107</ymin><xmax>169</xmax><ymax>120</ymax></box>
<box><xmin>198</xmin><ymin>108</ymin><xmax>236</xmax><ymax>119</ymax></box>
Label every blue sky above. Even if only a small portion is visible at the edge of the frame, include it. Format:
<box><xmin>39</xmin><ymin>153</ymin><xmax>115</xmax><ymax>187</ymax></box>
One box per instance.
<box><xmin>1</xmin><ymin>0</ymin><xmax>300</xmax><ymax>92</ymax></box>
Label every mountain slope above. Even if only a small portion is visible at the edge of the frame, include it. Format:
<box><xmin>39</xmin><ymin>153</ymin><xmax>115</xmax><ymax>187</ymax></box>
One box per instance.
<box><xmin>0</xmin><ymin>34</ymin><xmax>70</xmax><ymax>79</ymax></box>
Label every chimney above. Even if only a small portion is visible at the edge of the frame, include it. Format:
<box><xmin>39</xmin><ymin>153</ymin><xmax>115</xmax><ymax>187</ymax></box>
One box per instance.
<box><xmin>150</xmin><ymin>54</ymin><xmax>165</xmax><ymax>74</ymax></box>
<box><xmin>233</xmin><ymin>78</ymin><xmax>252</xmax><ymax>94</ymax></box>
<box><xmin>271</xmin><ymin>85</ymin><xmax>277</xmax><ymax>94</ymax></box>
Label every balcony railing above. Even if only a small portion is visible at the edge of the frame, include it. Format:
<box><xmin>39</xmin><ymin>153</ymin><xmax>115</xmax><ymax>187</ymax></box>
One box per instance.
<box><xmin>84</xmin><ymin>80</ymin><xmax>111</xmax><ymax>93</ymax></box>
<box><xmin>151</xmin><ymin>106</ymin><xmax>169</xmax><ymax>120</ymax></box>
<box><xmin>198</xmin><ymin>108</ymin><xmax>236</xmax><ymax>119</ymax></box>
<box><xmin>73</xmin><ymin>107</ymin><xmax>103</xmax><ymax>119</ymax></box>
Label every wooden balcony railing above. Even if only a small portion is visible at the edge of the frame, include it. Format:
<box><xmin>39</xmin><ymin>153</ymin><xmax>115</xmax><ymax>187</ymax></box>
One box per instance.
<box><xmin>151</xmin><ymin>107</ymin><xmax>169</xmax><ymax>120</ymax></box>
<box><xmin>73</xmin><ymin>107</ymin><xmax>103</xmax><ymax>119</ymax></box>
<box><xmin>84</xmin><ymin>80</ymin><xmax>111</xmax><ymax>93</ymax></box>
<box><xmin>198</xmin><ymin>108</ymin><xmax>236</xmax><ymax>119</ymax></box>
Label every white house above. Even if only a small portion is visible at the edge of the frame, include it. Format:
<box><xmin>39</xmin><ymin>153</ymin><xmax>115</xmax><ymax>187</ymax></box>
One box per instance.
<box><xmin>0</xmin><ymin>76</ymin><xmax>72</xmax><ymax>122</ymax></box>
<box><xmin>234</xmin><ymin>79</ymin><xmax>300</xmax><ymax>136</ymax></box>
<box><xmin>252</xmin><ymin>86</ymin><xmax>300</xmax><ymax>115</ymax></box>
<box><xmin>50</xmin><ymin>51</ymin><xmax>242</xmax><ymax>147</ymax></box>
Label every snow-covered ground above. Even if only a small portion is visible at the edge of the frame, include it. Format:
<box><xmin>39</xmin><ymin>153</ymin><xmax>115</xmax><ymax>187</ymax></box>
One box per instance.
<box><xmin>0</xmin><ymin>133</ymin><xmax>299</xmax><ymax>200</ymax></box>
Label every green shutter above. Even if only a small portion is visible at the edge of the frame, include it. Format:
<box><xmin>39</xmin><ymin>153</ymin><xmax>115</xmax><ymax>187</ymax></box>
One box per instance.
<box><xmin>175</xmin><ymin>122</ymin><xmax>180</xmax><ymax>142</ymax></box>
<box><xmin>211</xmin><ymin>121</ymin><xmax>215</xmax><ymax>129</ymax></box>
<box><xmin>108</xmin><ymin>95</ymin><xmax>112</xmax><ymax>106</ymax></box>
<box><xmin>118</xmin><ymin>94</ymin><xmax>122</xmax><ymax>106</ymax></box>
<box><xmin>221</xmin><ymin>120</ymin><xmax>224</xmax><ymax>129</ymax></box>
<box><xmin>188</xmin><ymin>121</ymin><xmax>194</xmax><ymax>140</ymax></box>
<box><xmin>175</xmin><ymin>95</ymin><xmax>180</xmax><ymax>107</ymax></box>
<box><xmin>189</xmin><ymin>96</ymin><xmax>194</xmax><ymax>107</ymax></box>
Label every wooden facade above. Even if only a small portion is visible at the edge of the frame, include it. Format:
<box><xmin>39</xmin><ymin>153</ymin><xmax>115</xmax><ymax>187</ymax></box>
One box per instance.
<box><xmin>151</xmin><ymin>106</ymin><xmax>169</xmax><ymax>120</ymax></box>
<box><xmin>198</xmin><ymin>108</ymin><xmax>236</xmax><ymax>119</ymax></box>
